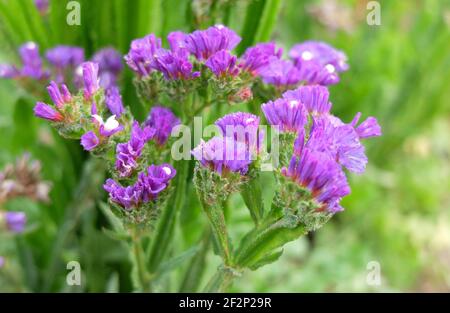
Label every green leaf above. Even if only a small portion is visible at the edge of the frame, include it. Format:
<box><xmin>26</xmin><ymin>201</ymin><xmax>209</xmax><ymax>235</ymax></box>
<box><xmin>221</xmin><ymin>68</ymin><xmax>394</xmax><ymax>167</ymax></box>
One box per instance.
<box><xmin>253</xmin><ymin>0</ymin><xmax>283</xmax><ymax>43</ymax></box>
<box><xmin>240</xmin><ymin>171</ymin><xmax>265</xmax><ymax>225</ymax></box>
<box><xmin>99</xmin><ymin>202</ymin><xmax>126</xmax><ymax>234</ymax></box>
<box><xmin>157</xmin><ymin>245</ymin><xmax>200</xmax><ymax>275</ymax></box>
<box><xmin>248</xmin><ymin>249</ymin><xmax>284</xmax><ymax>271</ymax></box>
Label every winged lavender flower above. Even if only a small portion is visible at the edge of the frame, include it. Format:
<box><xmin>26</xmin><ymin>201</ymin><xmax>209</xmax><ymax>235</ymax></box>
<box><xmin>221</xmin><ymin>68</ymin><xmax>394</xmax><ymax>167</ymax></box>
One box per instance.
<box><xmin>184</xmin><ymin>25</ymin><xmax>241</xmax><ymax>60</ymax></box>
<box><xmin>105</xmin><ymin>86</ymin><xmax>124</xmax><ymax>117</ymax></box>
<box><xmin>19</xmin><ymin>42</ymin><xmax>48</xmax><ymax>80</ymax></box>
<box><xmin>282</xmin><ymin>148</ymin><xmax>350</xmax><ymax>213</ymax></box>
<box><xmin>350</xmin><ymin>112</ymin><xmax>382</xmax><ymax>139</ymax></box>
<box><xmin>282</xmin><ymin>85</ymin><xmax>332</xmax><ymax>115</ymax></box>
<box><xmin>92</xmin><ymin>114</ymin><xmax>123</xmax><ymax>137</ymax></box>
<box><xmin>115</xmin><ymin>122</ymin><xmax>155</xmax><ymax>177</ymax></box>
<box><xmin>192</xmin><ymin>136</ymin><xmax>252</xmax><ymax>175</ymax></box>
<box><xmin>47</xmin><ymin>81</ymin><xmax>72</xmax><ymax>108</ymax></box>
<box><xmin>261</xmin><ymin>97</ymin><xmax>308</xmax><ymax>133</ymax></box>
<box><xmin>240</xmin><ymin>42</ymin><xmax>283</xmax><ymax>75</ymax></box>
<box><xmin>80</xmin><ymin>131</ymin><xmax>100</xmax><ymax>151</ymax></box>
<box><xmin>150</xmin><ymin>48</ymin><xmax>200</xmax><ymax>80</ymax></box>
<box><xmin>258</xmin><ymin>57</ymin><xmax>301</xmax><ymax>87</ymax></box>
<box><xmin>33</xmin><ymin>102</ymin><xmax>63</xmax><ymax>122</ymax></box>
<box><xmin>167</xmin><ymin>31</ymin><xmax>188</xmax><ymax>53</ymax></box>
<box><xmin>82</xmin><ymin>62</ymin><xmax>100</xmax><ymax>99</ymax></box>
<box><xmin>45</xmin><ymin>46</ymin><xmax>84</xmax><ymax>83</ymax></box>
<box><xmin>0</xmin><ymin>256</ymin><xmax>4</xmax><ymax>268</ymax></box>
<box><xmin>125</xmin><ymin>34</ymin><xmax>162</xmax><ymax>77</ymax></box>
<box><xmin>92</xmin><ymin>47</ymin><xmax>123</xmax><ymax>88</ymax></box>
<box><xmin>205</xmin><ymin>50</ymin><xmax>239</xmax><ymax>77</ymax></box>
<box><xmin>144</xmin><ymin>106</ymin><xmax>180</xmax><ymax>146</ymax></box>
<box><xmin>0</xmin><ymin>64</ymin><xmax>19</xmax><ymax>78</ymax></box>
<box><xmin>3</xmin><ymin>211</ymin><xmax>27</xmax><ymax>233</ymax></box>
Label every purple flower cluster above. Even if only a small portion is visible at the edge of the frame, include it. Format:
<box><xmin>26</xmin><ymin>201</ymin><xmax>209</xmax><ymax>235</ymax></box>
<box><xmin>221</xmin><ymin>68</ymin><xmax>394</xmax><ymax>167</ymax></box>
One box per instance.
<box><xmin>104</xmin><ymin>164</ymin><xmax>176</xmax><ymax>209</ymax></box>
<box><xmin>19</xmin><ymin>42</ymin><xmax>49</xmax><ymax>80</ymax></box>
<box><xmin>34</xmin><ymin>80</ymin><xmax>72</xmax><ymax>122</ymax></box>
<box><xmin>45</xmin><ymin>46</ymin><xmax>84</xmax><ymax>83</ymax></box>
<box><xmin>240</xmin><ymin>42</ymin><xmax>283</xmax><ymax>75</ymax></box>
<box><xmin>144</xmin><ymin>106</ymin><xmax>180</xmax><ymax>146</ymax></box>
<box><xmin>262</xmin><ymin>85</ymin><xmax>381</xmax><ymax>212</ymax></box>
<box><xmin>92</xmin><ymin>47</ymin><xmax>123</xmax><ymax>89</ymax></box>
<box><xmin>124</xmin><ymin>34</ymin><xmax>162</xmax><ymax>77</ymax></box>
<box><xmin>80</xmin><ymin>114</ymin><xmax>124</xmax><ymax>151</ymax></box>
<box><xmin>151</xmin><ymin>48</ymin><xmax>200</xmax><ymax>80</ymax></box>
<box><xmin>2</xmin><ymin>211</ymin><xmax>27</xmax><ymax>233</ymax></box>
<box><xmin>115</xmin><ymin>122</ymin><xmax>155</xmax><ymax>177</ymax></box>
<box><xmin>105</xmin><ymin>86</ymin><xmax>124</xmax><ymax>117</ymax></box>
<box><xmin>192</xmin><ymin>137</ymin><xmax>251</xmax><ymax>175</ymax></box>
<box><xmin>82</xmin><ymin>62</ymin><xmax>100</xmax><ymax>99</ymax></box>
<box><xmin>205</xmin><ymin>50</ymin><xmax>239</xmax><ymax>77</ymax></box>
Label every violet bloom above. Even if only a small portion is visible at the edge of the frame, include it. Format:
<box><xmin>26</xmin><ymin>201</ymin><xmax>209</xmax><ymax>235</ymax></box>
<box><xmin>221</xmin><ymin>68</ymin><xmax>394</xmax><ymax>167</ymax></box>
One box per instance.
<box><xmin>151</xmin><ymin>48</ymin><xmax>200</xmax><ymax>80</ymax></box>
<box><xmin>0</xmin><ymin>256</ymin><xmax>4</xmax><ymax>268</ymax></box>
<box><xmin>305</xmin><ymin>115</ymin><xmax>368</xmax><ymax>174</ymax></box>
<box><xmin>295</xmin><ymin>58</ymin><xmax>340</xmax><ymax>85</ymax></box>
<box><xmin>167</xmin><ymin>31</ymin><xmax>187</xmax><ymax>53</ymax></box>
<box><xmin>137</xmin><ymin>164</ymin><xmax>176</xmax><ymax>202</ymax></box>
<box><xmin>290</xmin><ymin>41</ymin><xmax>349</xmax><ymax>73</ymax></box>
<box><xmin>261</xmin><ymin>97</ymin><xmax>308</xmax><ymax>133</ymax></box>
<box><xmin>5</xmin><ymin>212</ymin><xmax>27</xmax><ymax>233</ymax></box>
<box><xmin>125</xmin><ymin>34</ymin><xmax>162</xmax><ymax>77</ymax></box>
<box><xmin>103</xmin><ymin>179</ymin><xmax>142</xmax><ymax>210</ymax></box>
<box><xmin>282</xmin><ymin>148</ymin><xmax>350</xmax><ymax>213</ymax></box>
<box><xmin>46</xmin><ymin>46</ymin><xmax>84</xmax><ymax>73</ymax></box>
<box><xmin>192</xmin><ymin>136</ymin><xmax>252</xmax><ymax>175</ymax></box>
<box><xmin>350</xmin><ymin>112</ymin><xmax>382</xmax><ymax>139</ymax></box>
<box><xmin>144</xmin><ymin>106</ymin><xmax>180</xmax><ymax>145</ymax></box>
<box><xmin>80</xmin><ymin>131</ymin><xmax>100</xmax><ymax>151</ymax></box>
<box><xmin>240</xmin><ymin>42</ymin><xmax>283</xmax><ymax>75</ymax></box>
<box><xmin>34</xmin><ymin>0</ymin><xmax>49</xmax><ymax>14</ymax></box>
<box><xmin>92</xmin><ymin>114</ymin><xmax>123</xmax><ymax>137</ymax></box>
<box><xmin>92</xmin><ymin>47</ymin><xmax>123</xmax><ymax>88</ymax></box>
<box><xmin>0</xmin><ymin>64</ymin><xmax>19</xmax><ymax>78</ymax></box>
<box><xmin>205</xmin><ymin>50</ymin><xmax>239</xmax><ymax>77</ymax></box>
<box><xmin>34</xmin><ymin>102</ymin><xmax>63</xmax><ymax>122</ymax></box>
<box><xmin>47</xmin><ymin>81</ymin><xmax>72</xmax><ymax>108</ymax></box>
<box><xmin>215</xmin><ymin>112</ymin><xmax>263</xmax><ymax>153</ymax></box>
<box><xmin>105</xmin><ymin>86</ymin><xmax>124</xmax><ymax>117</ymax></box>
<box><xmin>115</xmin><ymin>122</ymin><xmax>155</xmax><ymax>177</ymax></box>
<box><xmin>82</xmin><ymin>62</ymin><xmax>100</xmax><ymax>99</ymax></box>
<box><xmin>258</xmin><ymin>57</ymin><xmax>301</xmax><ymax>87</ymax></box>
<box><xmin>282</xmin><ymin>85</ymin><xmax>331</xmax><ymax>115</ymax></box>
<box><xmin>19</xmin><ymin>42</ymin><xmax>47</xmax><ymax>79</ymax></box>
<box><xmin>185</xmin><ymin>25</ymin><xmax>241</xmax><ymax>60</ymax></box>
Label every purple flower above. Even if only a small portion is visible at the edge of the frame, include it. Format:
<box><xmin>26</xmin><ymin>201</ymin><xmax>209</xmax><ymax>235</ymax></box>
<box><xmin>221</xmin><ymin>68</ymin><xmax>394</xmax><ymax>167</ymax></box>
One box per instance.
<box><xmin>151</xmin><ymin>48</ymin><xmax>200</xmax><ymax>80</ymax></box>
<box><xmin>185</xmin><ymin>25</ymin><xmax>241</xmax><ymax>60</ymax></box>
<box><xmin>0</xmin><ymin>256</ymin><xmax>4</xmax><ymax>268</ymax></box>
<box><xmin>192</xmin><ymin>136</ymin><xmax>252</xmax><ymax>175</ymax></box>
<box><xmin>46</xmin><ymin>46</ymin><xmax>84</xmax><ymax>83</ymax></box>
<box><xmin>115</xmin><ymin>122</ymin><xmax>155</xmax><ymax>177</ymax></box>
<box><xmin>103</xmin><ymin>179</ymin><xmax>142</xmax><ymax>210</ymax></box>
<box><xmin>305</xmin><ymin>115</ymin><xmax>368</xmax><ymax>173</ymax></box>
<box><xmin>295</xmin><ymin>59</ymin><xmax>340</xmax><ymax>85</ymax></box>
<box><xmin>205</xmin><ymin>50</ymin><xmax>239</xmax><ymax>77</ymax></box>
<box><xmin>137</xmin><ymin>164</ymin><xmax>176</xmax><ymax>202</ymax></box>
<box><xmin>47</xmin><ymin>81</ymin><xmax>72</xmax><ymax>108</ymax></box>
<box><xmin>167</xmin><ymin>31</ymin><xmax>188</xmax><ymax>52</ymax></box>
<box><xmin>261</xmin><ymin>97</ymin><xmax>308</xmax><ymax>133</ymax></box>
<box><xmin>215</xmin><ymin>112</ymin><xmax>263</xmax><ymax>153</ymax></box>
<box><xmin>105</xmin><ymin>86</ymin><xmax>124</xmax><ymax>117</ymax></box>
<box><xmin>350</xmin><ymin>112</ymin><xmax>382</xmax><ymax>139</ymax></box>
<box><xmin>34</xmin><ymin>0</ymin><xmax>49</xmax><ymax>14</ymax></box>
<box><xmin>290</xmin><ymin>41</ymin><xmax>349</xmax><ymax>72</ymax></box>
<box><xmin>125</xmin><ymin>34</ymin><xmax>162</xmax><ymax>77</ymax></box>
<box><xmin>0</xmin><ymin>64</ymin><xmax>19</xmax><ymax>78</ymax></box>
<box><xmin>80</xmin><ymin>131</ymin><xmax>100</xmax><ymax>151</ymax></box>
<box><xmin>5</xmin><ymin>212</ymin><xmax>27</xmax><ymax>233</ymax></box>
<box><xmin>258</xmin><ymin>57</ymin><xmax>301</xmax><ymax>87</ymax></box>
<box><xmin>282</xmin><ymin>85</ymin><xmax>331</xmax><ymax>115</ymax></box>
<box><xmin>19</xmin><ymin>42</ymin><xmax>47</xmax><ymax>79</ymax></box>
<box><xmin>82</xmin><ymin>62</ymin><xmax>100</xmax><ymax>99</ymax></box>
<box><xmin>104</xmin><ymin>164</ymin><xmax>176</xmax><ymax>209</ymax></box>
<box><xmin>92</xmin><ymin>47</ymin><xmax>123</xmax><ymax>88</ymax></box>
<box><xmin>240</xmin><ymin>42</ymin><xmax>283</xmax><ymax>75</ymax></box>
<box><xmin>282</xmin><ymin>149</ymin><xmax>350</xmax><ymax>213</ymax></box>
<box><xmin>144</xmin><ymin>106</ymin><xmax>180</xmax><ymax>145</ymax></box>
<box><xmin>34</xmin><ymin>102</ymin><xmax>63</xmax><ymax>122</ymax></box>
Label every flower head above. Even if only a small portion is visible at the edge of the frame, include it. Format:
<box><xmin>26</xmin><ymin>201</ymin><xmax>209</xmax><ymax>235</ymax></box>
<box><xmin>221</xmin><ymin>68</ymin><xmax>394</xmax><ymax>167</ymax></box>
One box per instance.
<box><xmin>4</xmin><ymin>211</ymin><xmax>27</xmax><ymax>233</ymax></box>
<box><xmin>137</xmin><ymin>164</ymin><xmax>176</xmax><ymax>202</ymax></box>
<box><xmin>261</xmin><ymin>97</ymin><xmax>308</xmax><ymax>133</ymax></box>
<box><xmin>240</xmin><ymin>42</ymin><xmax>283</xmax><ymax>75</ymax></box>
<box><xmin>115</xmin><ymin>122</ymin><xmax>155</xmax><ymax>177</ymax></box>
<box><xmin>34</xmin><ymin>0</ymin><xmax>49</xmax><ymax>14</ymax></box>
<box><xmin>185</xmin><ymin>25</ymin><xmax>241</xmax><ymax>60</ymax></box>
<box><xmin>205</xmin><ymin>50</ymin><xmax>239</xmax><ymax>77</ymax></box>
<box><xmin>33</xmin><ymin>102</ymin><xmax>63</xmax><ymax>122</ymax></box>
<box><xmin>19</xmin><ymin>42</ymin><xmax>47</xmax><ymax>79</ymax></box>
<box><xmin>0</xmin><ymin>256</ymin><xmax>4</xmax><ymax>268</ymax></box>
<box><xmin>45</xmin><ymin>46</ymin><xmax>84</xmax><ymax>69</ymax></box>
<box><xmin>350</xmin><ymin>112</ymin><xmax>382</xmax><ymax>139</ymax></box>
<box><xmin>282</xmin><ymin>149</ymin><xmax>350</xmax><ymax>213</ymax></box>
<box><xmin>92</xmin><ymin>114</ymin><xmax>123</xmax><ymax>137</ymax></box>
<box><xmin>125</xmin><ymin>34</ymin><xmax>162</xmax><ymax>77</ymax></box>
<box><xmin>290</xmin><ymin>41</ymin><xmax>349</xmax><ymax>72</ymax></box>
<box><xmin>167</xmin><ymin>31</ymin><xmax>188</xmax><ymax>53</ymax></box>
<box><xmin>47</xmin><ymin>81</ymin><xmax>72</xmax><ymax>108</ymax></box>
<box><xmin>144</xmin><ymin>106</ymin><xmax>180</xmax><ymax>145</ymax></box>
<box><xmin>282</xmin><ymin>85</ymin><xmax>331</xmax><ymax>115</ymax></box>
<box><xmin>103</xmin><ymin>179</ymin><xmax>141</xmax><ymax>210</ymax></box>
<box><xmin>80</xmin><ymin>131</ymin><xmax>100</xmax><ymax>151</ymax></box>
<box><xmin>295</xmin><ymin>59</ymin><xmax>340</xmax><ymax>85</ymax></box>
<box><xmin>0</xmin><ymin>64</ymin><xmax>19</xmax><ymax>78</ymax></box>
<box><xmin>259</xmin><ymin>57</ymin><xmax>300</xmax><ymax>87</ymax></box>
<box><xmin>82</xmin><ymin>62</ymin><xmax>100</xmax><ymax>99</ymax></box>
<box><xmin>192</xmin><ymin>136</ymin><xmax>252</xmax><ymax>175</ymax></box>
<box><xmin>92</xmin><ymin>47</ymin><xmax>123</xmax><ymax>88</ymax></box>
<box><xmin>151</xmin><ymin>48</ymin><xmax>200</xmax><ymax>80</ymax></box>
<box><xmin>105</xmin><ymin>86</ymin><xmax>124</xmax><ymax>117</ymax></box>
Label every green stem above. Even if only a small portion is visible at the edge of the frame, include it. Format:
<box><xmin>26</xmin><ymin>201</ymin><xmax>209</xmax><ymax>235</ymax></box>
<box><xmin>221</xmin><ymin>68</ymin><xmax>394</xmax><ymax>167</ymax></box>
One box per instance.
<box><xmin>253</xmin><ymin>0</ymin><xmax>283</xmax><ymax>43</ymax></box>
<box><xmin>240</xmin><ymin>173</ymin><xmax>264</xmax><ymax>226</ymax></box>
<box><xmin>204</xmin><ymin>266</ymin><xmax>238</xmax><ymax>293</ymax></box>
<box><xmin>132</xmin><ymin>232</ymin><xmax>151</xmax><ymax>292</ymax></box>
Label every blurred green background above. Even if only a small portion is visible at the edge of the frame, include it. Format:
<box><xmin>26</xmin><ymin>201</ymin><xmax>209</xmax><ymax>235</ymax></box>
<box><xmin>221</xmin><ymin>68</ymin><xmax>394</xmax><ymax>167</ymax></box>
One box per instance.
<box><xmin>0</xmin><ymin>0</ymin><xmax>449</xmax><ymax>292</ymax></box>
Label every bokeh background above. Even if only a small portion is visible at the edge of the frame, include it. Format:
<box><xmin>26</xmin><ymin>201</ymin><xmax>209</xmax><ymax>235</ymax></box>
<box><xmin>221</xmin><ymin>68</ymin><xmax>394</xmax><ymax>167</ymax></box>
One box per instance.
<box><xmin>0</xmin><ymin>0</ymin><xmax>449</xmax><ymax>292</ymax></box>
